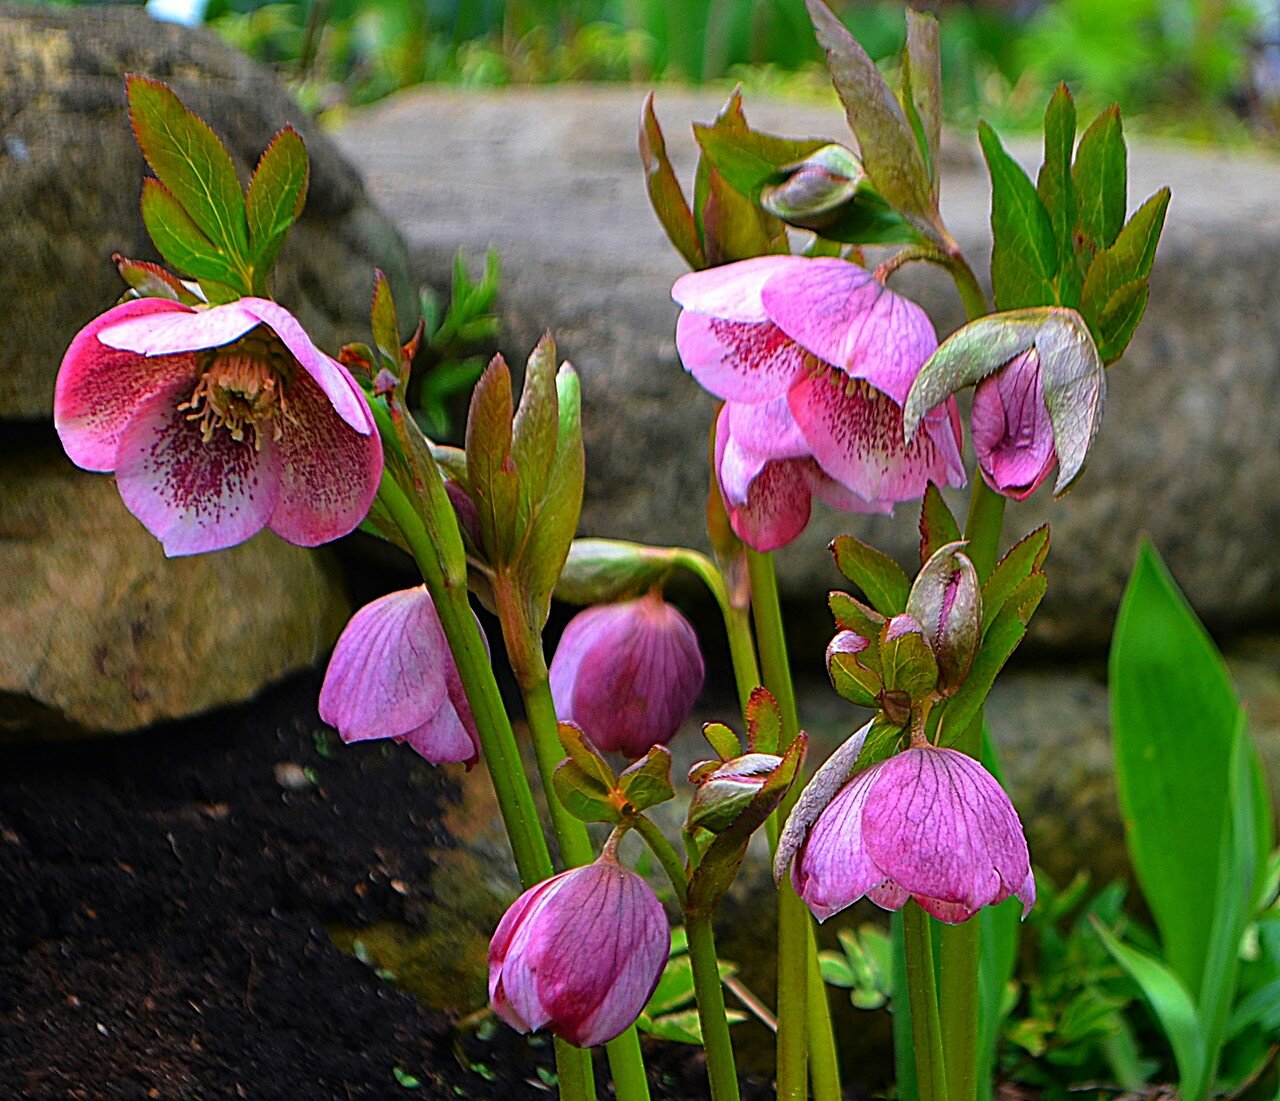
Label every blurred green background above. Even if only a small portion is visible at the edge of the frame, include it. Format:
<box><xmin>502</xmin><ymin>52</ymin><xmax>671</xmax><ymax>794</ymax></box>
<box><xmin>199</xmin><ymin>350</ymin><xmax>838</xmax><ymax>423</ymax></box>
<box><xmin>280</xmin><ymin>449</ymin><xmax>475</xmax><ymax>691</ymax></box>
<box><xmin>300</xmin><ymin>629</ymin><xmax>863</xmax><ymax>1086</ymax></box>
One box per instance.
<box><xmin>57</xmin><ymin>0</ymin><xmax>1280</xmax><ymax>140</ymax></box>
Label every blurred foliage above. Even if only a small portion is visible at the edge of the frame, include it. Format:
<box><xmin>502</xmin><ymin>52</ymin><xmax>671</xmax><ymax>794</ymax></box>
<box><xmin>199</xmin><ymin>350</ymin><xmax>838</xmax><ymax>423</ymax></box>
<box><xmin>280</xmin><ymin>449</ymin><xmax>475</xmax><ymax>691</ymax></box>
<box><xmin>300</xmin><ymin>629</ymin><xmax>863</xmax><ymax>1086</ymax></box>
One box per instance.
<box><xmin>89</xmin><ymin>0</ymin><xmax>1267</xmax><ymax>141</ymax></box>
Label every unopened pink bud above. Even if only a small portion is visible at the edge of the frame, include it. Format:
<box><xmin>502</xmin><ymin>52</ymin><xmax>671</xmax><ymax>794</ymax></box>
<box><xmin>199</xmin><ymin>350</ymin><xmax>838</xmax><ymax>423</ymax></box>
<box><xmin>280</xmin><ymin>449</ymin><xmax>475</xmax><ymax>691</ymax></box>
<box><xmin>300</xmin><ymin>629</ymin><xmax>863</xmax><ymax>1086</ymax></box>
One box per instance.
<box><xmin>687</xmin><ymin>752</ymin><xmax>782</xmax><ymax>833</ymax></box>
<box><xmin>488</xmin><ymin>859</ymin><xmax>670</xmax><ymax>1048</ymax></box>
<box><xmin>789</xmin><ymin>746</ymin><xmax>1034</xmax><ymax>924</ymax></box>
<box><xmin>549</xmin><ymin>591</ymin><xmax>705</xmax><ymax>758</ymax></box>
<box><xmin>971</xmin><ymin>348</ymin><xmax>1057</xmax><ymax>500</ymax></box>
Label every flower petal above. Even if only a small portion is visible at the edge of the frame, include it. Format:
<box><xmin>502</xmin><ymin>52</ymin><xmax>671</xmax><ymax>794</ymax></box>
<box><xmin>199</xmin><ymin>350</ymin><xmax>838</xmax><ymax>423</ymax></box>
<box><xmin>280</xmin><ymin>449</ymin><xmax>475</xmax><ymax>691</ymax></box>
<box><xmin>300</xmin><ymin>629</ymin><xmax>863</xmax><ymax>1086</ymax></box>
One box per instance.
<box><xmin>761</xmin><ymin>258</ymin><xmax>938</xmax><ymax>405</ymax></box>
<box><xmin>971</xmin><ymin>349</ymin><xmax>1057</xmax><ymax>500</ymax></box>
<box><xmin>672</xmin><ymin>255</ymin><xmax>804</xmax><ymax>321</ymax></box>
<box><xmin>113</xmin><ymin>381</ymin><xmax>280</xmax><ymax>556</ymax></box>
<box><xmin>789</xmin><ymin>371</ymin><xmax>964</xmax><ymax>505</ymax></box>
<box><xmin>237</xmin><ymin>298</ymin><xmax>375</xmax><ymax>434</ymax></box>
<box><xmin>717</xmin><ymin>399</ymin><xmax>810</xmax><ymax>504</ymax></box>
<box><xmin>55</xmin><ymin>298</ymin><xmax>200</xmax><ymax>472</ymax></box>
<box><xmin>98</xmin><ymin>299</ymin><xmax>261</xmax><ymax>356</ymax></box>
<box><xmin>792</xmin><ymin>766</ymin><xmax>887</xmax><ymax>922</ymax></box>
<box><xmin>675</xmin><ymin>312</ymin><xmax>807</xmax><ymax>403</ymax></box>
<box><xmin>267</xmin><ymin>371</ymin><xmax>383</xmax><ymax>547</ymax></box>
<box><xmin>319</xmin><ymin>587</ymin><xmax>450</xmax><ymax>745</ymax></box>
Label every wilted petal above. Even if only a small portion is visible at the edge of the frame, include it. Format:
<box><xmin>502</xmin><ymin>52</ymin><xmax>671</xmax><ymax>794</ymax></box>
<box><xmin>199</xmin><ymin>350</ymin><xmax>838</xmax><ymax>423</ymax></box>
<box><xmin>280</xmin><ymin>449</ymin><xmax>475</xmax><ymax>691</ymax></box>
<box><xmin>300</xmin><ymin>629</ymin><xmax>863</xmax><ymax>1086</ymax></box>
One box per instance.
<box><xmin>113</xmin><ymin>381</ymin><xmax>280</xmax><ymax>556</ymax></box>
<box><xmin>792</xmin><ymin>766</ymin><xmax>886</xmax><ymax>922</ymax></box>
<box><xmin>862</xmin><ymin>747</ymin><xmax>1033</xmax><ymax>922</ymax></box>
<box><xmin>789</xmin><ymin>370</ymin><xmax>964</xmax><ymax>506</ymax></box>
<box><xmin>488</xmin><ymin>861</ymin><xmax>670</xmax><ymax>1048</ymax></box>
<box><xmin>550</xmin><ymin>592</ymin><xmax>704</xmax><ymax>758</ymax></box>
<box><xmin>268</xmin><ymin>370</ymin><xmax>384</xmax><ymax>547</ymax></box>
<box><xmin>761</xmin><ymin>258</ymin><xmax>938</xmax><ymax>405</ymax></box>
<box><xmin>971</xmin><ymin>349</ymin><xmax>1057</xmax><ymax>500</ymax></box>
<box><xmin>55</xmin><ymin>298</ymin><xmax>200</xmax><ymax>471</ymax></box>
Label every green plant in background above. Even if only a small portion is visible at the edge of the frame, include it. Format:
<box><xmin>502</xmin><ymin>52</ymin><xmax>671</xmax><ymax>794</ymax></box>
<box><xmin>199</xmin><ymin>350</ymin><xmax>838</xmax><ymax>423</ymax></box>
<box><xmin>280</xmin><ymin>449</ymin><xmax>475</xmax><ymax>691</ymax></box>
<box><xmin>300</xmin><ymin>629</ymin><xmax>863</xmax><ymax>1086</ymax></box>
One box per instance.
<box><xmin>636</xmin><ymin>926</ymin><xmax>749</xmax><ymax>1044</ymax></box>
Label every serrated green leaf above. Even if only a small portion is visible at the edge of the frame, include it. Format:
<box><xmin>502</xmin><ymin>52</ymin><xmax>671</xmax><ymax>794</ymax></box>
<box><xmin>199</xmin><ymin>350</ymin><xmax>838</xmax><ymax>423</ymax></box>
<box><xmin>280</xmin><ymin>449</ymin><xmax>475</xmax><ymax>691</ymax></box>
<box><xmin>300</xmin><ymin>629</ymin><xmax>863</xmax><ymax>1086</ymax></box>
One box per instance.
<box><xmin>113</xmin><ymin>254</ymin><xmax>199</xmax><ymax>304</ymax></box>
<box><xmin>127</xmin><ymin>76</ymin><xmax>249</xmax><ymax>269</ymax></box>
<box><xmin>937</xmin><ymin>603</ymin><xmax>1028</xmax><ymax>746</ymax></box>
<box><xmin>246</xmin><ymin>125</ymin><xmax>308</xmax><ymax>276</ymax></box>
<box><xmin>829</xmin><ymin>591</ymin><xmax>885</xmax><ymax>637</ymax></box>
<box><xmin>703</xmin><ymin>721</ymin><xmax>743</xmax><ymax>761</ymax></box>
<box><xmin>1072</xmin><ymin>106</ymin><xmax>1127</xmax><ymax>255</ymax></box>
<box><xmin>878</xmin><ymin>616</ymin><xmax>938</xmax><ymax>708</ymax></box>
<box><xmin>557</xmin><ymin>720</ymin><xmax>618</xmax><ymax>788</ymax></box>
<box><xmin>982</xmin><ymin>526</ymin><xmax>1050</xmax><ymax>634</ymax></box>
<box><xmin>745</xmin><ymin>687</ymin><xmax>781</xmax><ymax>754</ymax></box>
<box><xmin>552</xmin><ymin>759</ymin><xmax>622</xmax><ymax>824</ymax></box>
<box><xmin>1037</xmin><ymin>85</ymin><xmax>1079</xmax><ymax>305</ymax></box>
<box><xmin>852</xmin><ymin>716</ymin><xmax>905</xmax><ymax>773</ymax></box>
<box><xmin>1094</xmin><ymin>279</ymin><xmax>1149</xmax><ymax>364</ymax></box>
<box><xmin>692</xmin><ymin>122</ymin><xmax>825</xmax><ymax>205</ymax></box>
<box><xmin>370</xmin><ymin>270</ymin><xmax>401</xmax><ymax>369</ymax></box>
<box><xmin>617</xmin><ymin>746</ymin><xmax>675</xmax><ymax>813</ymax></box>
<box><xmin>828</xmin><ymin>643</ymin><xmax>882</xmax><ymax>709</ymax></box>
<box><xmin>805</xmin><ymin>0</ymin><xmax>937</xmax><ymax>236</ymax></box>
<box><xmin>140</xmin><ymin>178</ymin><xmax>244</xmax><ymax>291</ymax></box>
<box><xmin>831</xmin><ymin>535</ymin><xmax>911</xmax><ymax>614</ymax></box>
<box><xmin>640</xmin><ymin>93</ymin><xmax>704</xmax><ymax>270</ymax></box>
<box><xmin>980</xmin><ymin>122</ymin><xmax>1058</xmax><ymax>310</ymax></box>
<box><xmin>1080</xmin><ymin>188</ymin><xmax>1168</xmax><ymax>357</ymax></box>
<box><xmin>919</xmin><ymin>484</ymin><xmax>961</xmax><ymax>565</ymax></box>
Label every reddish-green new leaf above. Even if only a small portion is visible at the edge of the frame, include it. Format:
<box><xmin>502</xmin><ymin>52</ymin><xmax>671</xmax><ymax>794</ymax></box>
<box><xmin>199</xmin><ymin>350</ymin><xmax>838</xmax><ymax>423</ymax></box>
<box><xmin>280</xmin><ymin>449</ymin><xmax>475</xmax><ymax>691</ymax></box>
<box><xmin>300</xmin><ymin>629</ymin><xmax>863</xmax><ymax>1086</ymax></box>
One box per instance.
<box><xmin>693</xmin><ymin>122</ymin><xmax>825</xmax><ymax>204</ymax></box>
<box><xmin>831</xmin><ymin>534</ymin><xmax>911</xmax><ymax>614</ymax></box>
<box><xmin>982</xmin><ymin>525</ymin><xmax>1050</xmax><ymax>634</ymax></box>
<box><xmin>618</xmin><ymin>747</ymin><xmax>675</xmax><ymax>813</ymax></box>
<box><xmin>127</xmin><ymin>76</ymin><xmax>249</xmax><ymax>265</ymax></box>
<box><xmin>370</xmin><ymin>270</ymin><xmax>401</xmax><ymax>370</ymax></box>
<box><xmin>140</xmin><ymin>178</ymin><xmax>244</xmax><ymax>293</ymax></box>
<box><xmin>113</xmin><ymin>253</ymin><xmax>200</xmax><ymax>304</ymax></box>
<box><xmin>1037</xmin><ymin>85</ymin><xmax>1079</xmax><ymax>304</ymax></box>
<box><xmin>640</xmin><ymin>93</ymin><xmax>704</xmax><ymax>270</ymax></box>
<box><xmin>919</xmin><ymin>483</ymin><xmax>961</xmax><ymax>564</ymax></box>
<box><xmin>745</xmin><ymin>687</ymin><xmax>782</xmax><ymax>754</ymax></box>
<box><xmin>829</xmin><ymin>590</ymin><xmax>884</xmax><ymax>638</ymax></box>
<box><xmin>901</xmin><ymin>9</ymin><xmax>941</xmax><ymax>196</ymax></box>
<box><xmin>1072</xmin><ymin>106</ymin><xmax>1128</xmax><ymax>253</ymax></box>
<box><xmin>464</xmin><ymin>356</ymin><xmax>520</xmax><ymax>563</ymax></box>
<box><xmin>246</xmin><ymin>125</ymin><xmax>308</xmax><ymax>271</ymax></box>
<box><xmin>980</xmin><ymin>122</ymin><xmax>1058</xmax><ymax>310</ymax></box>
<box><xmin>511</xmin><ymin>335</ymin><xmax>560</xmax><ymax>513</ymax></box>
<box><xmin>702</xmin><ymin>721</ymin><xmax>743</xmax><ymax>761</ymax></box>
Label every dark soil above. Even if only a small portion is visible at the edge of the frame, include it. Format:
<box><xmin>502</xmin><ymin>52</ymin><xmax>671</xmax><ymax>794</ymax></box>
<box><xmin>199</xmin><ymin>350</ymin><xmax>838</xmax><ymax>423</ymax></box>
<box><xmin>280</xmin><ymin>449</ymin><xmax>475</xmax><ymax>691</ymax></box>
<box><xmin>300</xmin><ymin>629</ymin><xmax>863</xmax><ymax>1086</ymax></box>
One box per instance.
<box><xmin>0</xmin><ymin>674</ymin><xmax>789</xmax><ymax>1101</ymax></box>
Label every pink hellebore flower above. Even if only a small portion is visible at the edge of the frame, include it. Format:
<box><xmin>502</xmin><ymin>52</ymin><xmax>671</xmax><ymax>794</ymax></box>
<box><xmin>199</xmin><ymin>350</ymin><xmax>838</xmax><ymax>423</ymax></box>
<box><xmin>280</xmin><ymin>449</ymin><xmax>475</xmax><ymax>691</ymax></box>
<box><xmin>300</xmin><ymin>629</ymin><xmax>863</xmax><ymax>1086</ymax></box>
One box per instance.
<box><xmin>792</xmin><ymin>745</ymin><xmax>1035</xmax><ymax>924</ymax></box>
<box><xmin>489</xmin><ymin>858</ymin><xmax>670</xmax><ymax>1048</ymax></box>
<box><xmin>673</xmin><ymin>256</ymin><xmax>965</xmax><ymax>549</ymax></box>
<box><xmin>550</xmin><ymin>591</ymin><xmax>705</xmax><ymax>758</ymax></box>
<box><xmin>55</xmin><ymin>296</ymin><xmax>382</xmax><ymax>556</ymax></box>
<box><xmin>319</xmin><ymin>586</ymin><xmax>480</xmax><ymax>767</ymax></box>
<box><xmin>970</xmin><ymin>348</ymin><xmax>1057</xmax><ymax>500</ymax></box>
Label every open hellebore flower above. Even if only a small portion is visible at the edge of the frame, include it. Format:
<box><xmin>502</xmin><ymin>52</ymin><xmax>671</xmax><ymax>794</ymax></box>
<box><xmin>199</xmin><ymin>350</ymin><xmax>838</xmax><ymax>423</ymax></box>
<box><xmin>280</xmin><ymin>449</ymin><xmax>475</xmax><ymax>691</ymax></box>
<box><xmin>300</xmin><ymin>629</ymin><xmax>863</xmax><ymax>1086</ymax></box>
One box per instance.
<box><xmin>550</xmin><ymin>591</ymin><xmax>705</xmax><ymax>758</ymax></box>
<box><xmin>55</xmin><ymin>297</ymin><xmax>382</xmax><ymax>555</ymax></box>
<box><xmin>781</xmin><ymin>742</ymin><xmax>1034</xmax><ymax>924</ymax></box>
<box><xmin>970</xmin><ymin>349</ymin><xmax>1057</xmax><ymax>500</ymax></box>
<box><xmin>674</xmin><ymin>255</ymin><xmax>965</xmax><ymax>549</ymax></box>
<box><xmin>319</xmin><ymin>586</ymin><xmax>480</xmax><ymax>767</ymax></box>
<box><xmin>489</xmin><ymin>857</ymin><xmax>670</xmax><ymax>1048</ymax></box>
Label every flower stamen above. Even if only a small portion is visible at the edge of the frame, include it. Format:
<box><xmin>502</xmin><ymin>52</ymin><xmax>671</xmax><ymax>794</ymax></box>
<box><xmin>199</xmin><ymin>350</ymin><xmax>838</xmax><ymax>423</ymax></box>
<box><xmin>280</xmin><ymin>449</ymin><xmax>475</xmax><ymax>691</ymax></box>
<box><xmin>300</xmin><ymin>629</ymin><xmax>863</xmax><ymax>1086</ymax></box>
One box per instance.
<box><xmin>179</xmin><ymin>336</ymin><xmax>293</xmax><ymax>449</ymax></box>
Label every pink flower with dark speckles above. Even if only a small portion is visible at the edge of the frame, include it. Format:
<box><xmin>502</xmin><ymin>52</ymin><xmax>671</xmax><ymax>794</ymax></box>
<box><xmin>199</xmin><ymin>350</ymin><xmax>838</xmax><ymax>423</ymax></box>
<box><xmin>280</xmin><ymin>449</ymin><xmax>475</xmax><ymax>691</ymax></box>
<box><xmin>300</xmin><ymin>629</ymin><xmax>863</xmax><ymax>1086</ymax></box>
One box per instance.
<box><xmin>55</xmin><ymin>296</ymin><xmax>382</xmax><ymax>556</ymax></box>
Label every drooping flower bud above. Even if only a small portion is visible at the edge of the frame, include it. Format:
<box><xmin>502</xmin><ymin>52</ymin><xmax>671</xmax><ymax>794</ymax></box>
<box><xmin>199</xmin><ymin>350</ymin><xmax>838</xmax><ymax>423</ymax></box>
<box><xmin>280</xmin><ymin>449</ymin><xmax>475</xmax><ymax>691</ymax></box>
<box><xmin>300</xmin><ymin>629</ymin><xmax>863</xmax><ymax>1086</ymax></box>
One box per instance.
<box><xmin>549</xmin><ymin>590</ymin><xmax>705</xmax><ymax>758</ymax></box>
<box><xmin>970</xmin><ymin>348</ymin><xmax>1057</xmax><ymax>500</ymax></box>
<box><xmin>760</xmin><ymin>144</ymin><xmax>864</xmax><ymax>227</ymax></box>
<box><xmin>905</xmin><ymin>541</ymin><xmax>981</xmax><ymax>694</ymax></box>
<box><xmin>687</xmin><ymin>752</ymin><xmax>783</xmax><ymax>833</ymax></box>
<box><xmin>488</xmin><ymin>858</ymin><xmax>670</xmax><ymax>1048</ymax></box>
<box><xmin>781</xmin><ymin>744</ymin><xmax>1035</xmax><ymax>924</ymax></box>
<box><xmin>319</xmin><ymin>587</ymin><xmax>481</xmax><ymax>767</ymax></box>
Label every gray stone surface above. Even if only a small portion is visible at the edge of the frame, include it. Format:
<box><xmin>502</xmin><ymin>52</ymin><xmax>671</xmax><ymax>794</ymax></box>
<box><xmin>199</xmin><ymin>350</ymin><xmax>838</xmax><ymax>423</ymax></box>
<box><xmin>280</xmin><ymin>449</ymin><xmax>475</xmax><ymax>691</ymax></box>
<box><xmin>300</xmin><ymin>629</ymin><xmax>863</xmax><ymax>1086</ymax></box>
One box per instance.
<box><xmin>336</xmin><ymin>85</ymin><xmax>1280</xmax><ymax>648</ymax></box>
<box><xmin>0</xmin><ymin>2</ymin><xmax>413</xmax><ymax>420</ymax></box>
<box><xmin>0</xmin><ymin>437</ymin><xmax>350</xmax><ymax>737</ymax></box>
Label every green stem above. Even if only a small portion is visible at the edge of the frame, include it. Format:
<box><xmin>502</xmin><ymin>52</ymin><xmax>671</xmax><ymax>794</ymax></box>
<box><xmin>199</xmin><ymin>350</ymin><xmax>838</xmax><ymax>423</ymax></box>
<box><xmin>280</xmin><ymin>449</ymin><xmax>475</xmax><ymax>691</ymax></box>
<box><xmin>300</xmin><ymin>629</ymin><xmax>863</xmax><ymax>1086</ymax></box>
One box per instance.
<box><xmin>805</xmin><ymin>923</ymin><xmax>843</xmax><ymax>1101</ymax></box>
<box><xmin>687</xmin><ymin>915</ymin><xmax>743</xmax><ymax>1101</ymax></box>
<box><xmin>673</xmin><ymin>549</ymin><xmax>759</xmax><ymax>713</ymax></box>
<box><xmin>631</xmin><ymin>814</ymin><xmax>689</xmax><ymax>905</ymax></box>
<box><xmin>377</xmin><ymin>475</ymin><xmax>597</xmax><ymax>1101</ymax></box>
<box><xmin>745</xmin><ymin>549</ymin><xmax>842</xmax><ymax>1101</ymax></box>
<box><xmin>903</xmin><ymin>902</ymin><xmax>949</xmax><ymax>1101</ymax></box>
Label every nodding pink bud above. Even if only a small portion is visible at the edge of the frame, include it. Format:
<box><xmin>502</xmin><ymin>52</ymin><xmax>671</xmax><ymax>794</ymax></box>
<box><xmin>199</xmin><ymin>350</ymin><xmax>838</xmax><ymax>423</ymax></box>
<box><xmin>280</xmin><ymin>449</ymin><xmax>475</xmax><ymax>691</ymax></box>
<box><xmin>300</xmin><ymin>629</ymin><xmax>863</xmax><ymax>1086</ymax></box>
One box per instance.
<box><xmin>760</xmin><ymin>144</ymin><xmax>864</xmax><ymax>227</ymax></box>
<box><xmin>788</xmin><ymin>746</ymin><xmax>1034</xmax><ymax>924</ymax></box>
<box><xmin>488</xmin><ymin>859</ymin><xmax>670</xmax><ymax>1048</ymax></box>
<box><xmin>319</xmin><ymin>586</ymin><xmax>481</xmax><ymax>767</ymax></box>
<box><xmin>550</xmin><ymin>591</ymin><xmax>705</xmax><ymax>758</ymax></box>
<box><xmin>971</xmin><ymin>349</ymin><xmax>1057</xmax><ymax>501</ymax></box>
<box><xmin>687</xmin><ymin>752</ymin><xmax>783</xmax><ymax>833</ymax></box>
<box><xmin>906</xmin><ymin>542</ymin><xmax>981</xmax><ymax>694</ymax></box>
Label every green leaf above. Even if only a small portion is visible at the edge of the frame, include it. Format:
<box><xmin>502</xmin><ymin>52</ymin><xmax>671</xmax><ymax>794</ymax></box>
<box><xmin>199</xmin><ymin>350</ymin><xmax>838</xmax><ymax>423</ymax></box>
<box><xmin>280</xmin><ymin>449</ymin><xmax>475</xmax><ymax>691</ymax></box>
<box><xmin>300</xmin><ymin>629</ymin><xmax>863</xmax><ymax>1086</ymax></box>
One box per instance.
<box><xmin>918</xmin><ymin>483</ymin><xmax>961</xmax><ymax>565</ymax></box>
<box><xmin>701</xmin><ymin>164</ymin><xmax>788</xmax><ymax>264</ymax></box>
<box><xmin>511</xmin><ymin>335</ymin><xmax>560</xmax><ymax>517</ymax></box>
<box><xmin>702</xmin><ymin>721</ymin><xmax>743</xmax><ymax>761</ymax></box>
<box><xmin>1094</xmin><ymin>279</ymin><xmax>1150</xmax><ymax>365</ymax></box>
<box><xmin>245</xmin><ymin>125</ymin><xmax>308</xmax><ymax>275</ymax></box>
<box><xmin>829</xmin><ymin>591</ymin><xmax>885</xmax><ymax>637</ymax></box>
<box><xmin>370</xmin><ymin>270</ymin><xmax>401</xmax><ymax>369</ymax></box>
<box><xmin>1110</xmin><ymin>542</ymin><xmax>1242</xmax><ymax>1000</ymax></box>
<box><xmin>982</xmin><ymin>526</ymin><xmax>1050</xmax><ymax>634</ymax></box>
<box><xmin>127</xmin><ymin>76</ymin><xmax>249</xmax><ymax>267</ymax></box>
<box><xmin>901</xmin><ymin>9</ymin><xmax>941</xmax><ymax>195</ymax></box>
<box><xmin>807</xmin><ymin>190</ymin><xmax>921</xmax><ymax>246</ymax></box>
<box><xmin>805</xmin><ymin>0</ymin><xmax>937</xmax><ymax>236</ymax></box>
<box><xmin>830</xmin><ymin>534</ymin><xmax>910</xmax><ymax>614</ymax></box>
<box><xmin>852</xmin><ymin>716</ymin><xmax>906</xmax><ymax>773</ymax></box>
<box><xmin>553</xmin><ymin>539</ymin><xmax>676</xmax><ymax>605</ymax></box>
<box><xmin>617</xmin><ymin>746</ymin><xmax>675</xmax><ymax>813</ymax></box>
<box><xmin>878</xmin><ymin>616</ymin><xmax>938</xmax><ymax>710</ymax></box>
<box><xmin>552</xmin><ymin>759</ymin><xmax>622</xmax><ymax>824</ymax></box>
<box><xmin>1072</xmin><ymin>106</ymin><xmax>1128</xmax><ymax>253</ymax></box>
<box><xmin>828</xmin><ymin>641</ymin><xmax>882</xmax><ymax>709</ymax></box>
<box><xmin>979</xmin><ymin>122</ymin><xmax>1058</xmax><ymax>310</ymax></box>
<box><xmin>693</xmin><ymin>122</ymin><xmax>825</xmax><ymax>205</ymax></box>
<box><xmin>640</xmin><ymin>93</ymin><xmax>704</xmax><ymax>270</ymax></box>
<box><xmin>1093</xmin><ymin>922</ymin><xmax>1208</xmax><ymax>1100</ymax></box>
<box><xmin>1036</xmin><ymin>84</ymin><xmax>1078</xmax><ymax>305</ymax></box>
<box><xmin>745</xmin><ymin>687</ymin><xmax>781</xmax><ymax>754</ymax></box>
<box><xmin>937</xmin><ymin>600</ymin><xmax>1031</xmax><ymax>746</ymax></box>
<box><xmin>113</xmin><ymin>253</ymin><xmax>200</xmax><ymax>304</ymax></box>
<box><xmin>464</xmin><ymin>356</ymin><xmax>520</xmax><ymax>563</ymax></box>
<box><xmin>140</xmin><ymin>178</ymin><xmax>244</xmax><ymax>291</ymax></box>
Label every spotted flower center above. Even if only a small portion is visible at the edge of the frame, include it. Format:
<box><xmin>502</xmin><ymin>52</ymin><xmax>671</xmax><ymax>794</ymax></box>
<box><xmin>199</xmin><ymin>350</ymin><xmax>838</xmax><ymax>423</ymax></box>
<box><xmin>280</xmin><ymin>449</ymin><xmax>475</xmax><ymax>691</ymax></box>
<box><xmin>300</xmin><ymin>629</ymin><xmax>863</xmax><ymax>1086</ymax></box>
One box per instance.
<box><xmin>180</xmin><ymin>334</ymin><xmax>294</xmax><ymax>449</ymax></box>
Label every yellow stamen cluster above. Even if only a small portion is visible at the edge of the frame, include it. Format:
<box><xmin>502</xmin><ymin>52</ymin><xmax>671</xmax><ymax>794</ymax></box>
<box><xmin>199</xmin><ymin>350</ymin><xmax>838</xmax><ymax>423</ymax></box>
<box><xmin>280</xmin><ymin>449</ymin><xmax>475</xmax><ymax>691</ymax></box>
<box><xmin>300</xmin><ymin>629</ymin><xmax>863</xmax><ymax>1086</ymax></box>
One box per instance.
<box><xmin>179</xmin><ymin>333</ymin><xmax>294</xmax><ymax>450</ymax></box>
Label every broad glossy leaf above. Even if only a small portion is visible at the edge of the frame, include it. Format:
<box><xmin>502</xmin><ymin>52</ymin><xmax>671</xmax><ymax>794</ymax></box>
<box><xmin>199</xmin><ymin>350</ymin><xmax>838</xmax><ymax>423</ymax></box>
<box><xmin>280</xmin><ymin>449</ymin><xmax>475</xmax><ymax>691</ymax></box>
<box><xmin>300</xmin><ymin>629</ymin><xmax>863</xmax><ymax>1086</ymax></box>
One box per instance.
<box><xmin>831</xmin><ymin>534</ymin><xmax>910</xmax><ymax>614</ymax></box>
<box><xmin>1072</xmin><ymin>106</ymin><xmax>1128</xmax><ymax>253</ymax></box>
<box><xmin>1110</xmin><ymin>543</ymin><xmax>1241</xmax><ymax>999</ymax></box>
<box><xmin>246</xmin><ymin>125</ymin><xmax>308</xmax><ymax>274</ymax></box>
<box><xmin>640</xmin><ymin>94</ymin><xmax>704</xmax><ymax>269</ymax></box>
<box><xmin>979</xmin><ymin>123</ymin><xmax>1057</xmax><ymax>309</ymax></box>
<box><xmin>618</xmin><ymin>746</ymin><xmax>675</xmax><ymax>812</ymax></box>
<box><xmin>140</xmin><ymin>178</ymin><xmax>244</xmax><ymax>291</ymax></box>
<box><xmin>127</xmin><ymin>76</ymin><xmax>249</xmax><ymax>263</ymax></box>
<box><xmin>552</xmin><ymin>759</ymin><xmax>622</xmax><ymax>824</ymax></box>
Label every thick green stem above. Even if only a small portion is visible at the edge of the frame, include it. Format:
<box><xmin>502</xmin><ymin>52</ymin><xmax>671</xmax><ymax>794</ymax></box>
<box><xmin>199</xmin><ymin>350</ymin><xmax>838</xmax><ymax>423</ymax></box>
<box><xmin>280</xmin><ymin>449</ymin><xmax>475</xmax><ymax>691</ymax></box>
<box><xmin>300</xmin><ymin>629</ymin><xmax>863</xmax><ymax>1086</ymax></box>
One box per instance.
<box><xmin>672</xmin><ymin>549</ymin><xmax>759</xmax><ymax>713</ymax></box>
<box><xmin>805</xmin><ymin>923</ymin><xmax>843</xmax><ymax>1101</ymax></box>
<box><xmin>687</xmin><ymin>915</ymin><xmax>743</xmax><ymax>1101</ymax></box>
<box><xmin>903</xmin><ymin>902</ymin><xmax>949</xmax><ymax>1101</ymax></box>
<box><xmin>377</xmin><ymin>476</ymin><xmax>597</xmax><ymax>1101</ymax></box>
<box><xmin>745</xmin><ymin>549</ymin><xmax>842</xmax><ymax>1101</ymax></box>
